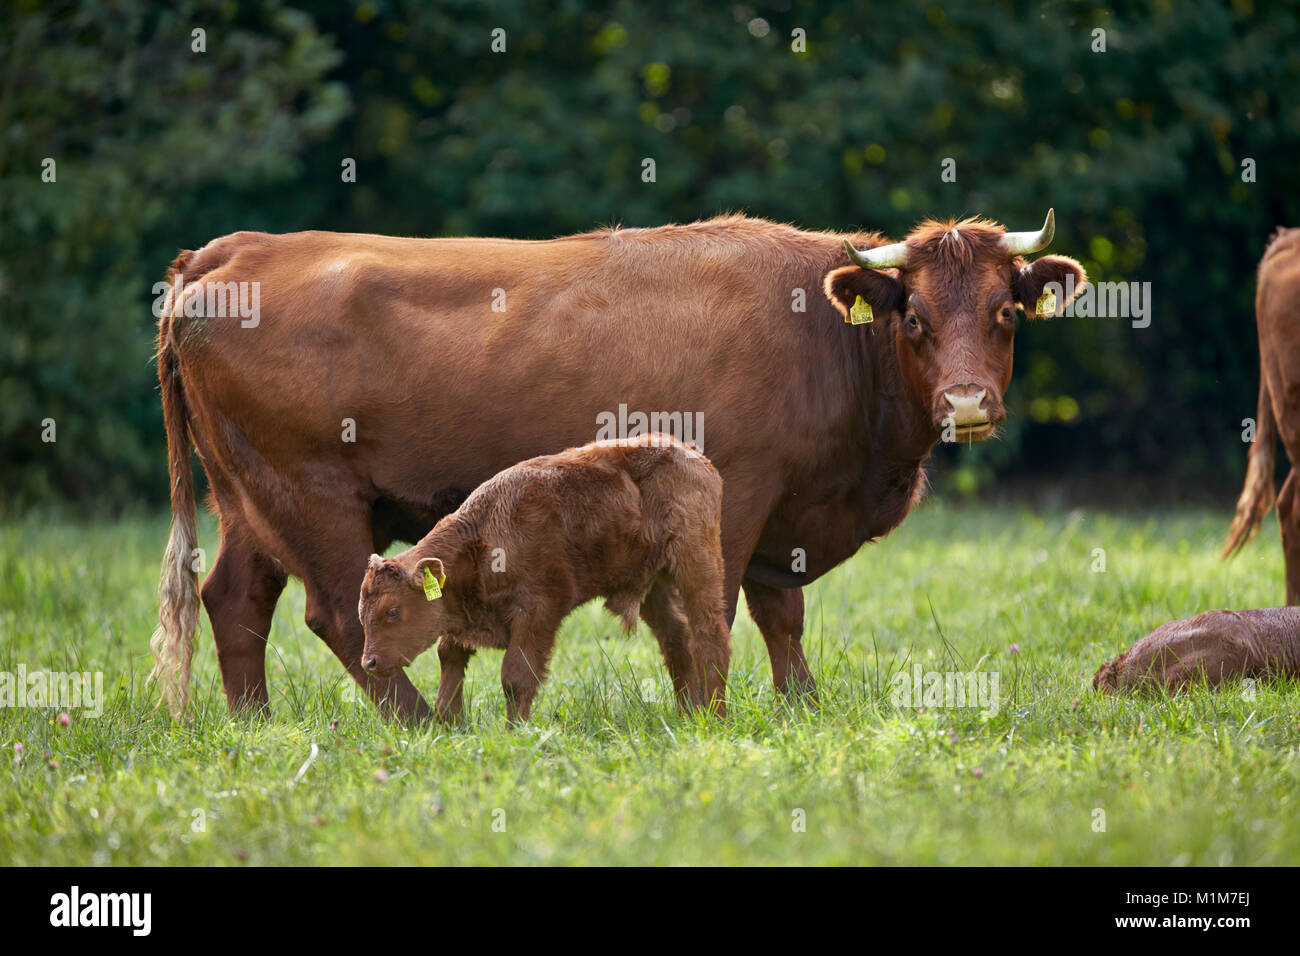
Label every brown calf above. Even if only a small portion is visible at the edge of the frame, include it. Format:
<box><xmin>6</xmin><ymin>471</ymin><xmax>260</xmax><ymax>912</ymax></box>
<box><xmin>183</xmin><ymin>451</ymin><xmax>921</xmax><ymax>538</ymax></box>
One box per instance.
<box><xmin>1093</xmin><ymin>607</ymin><xmax>1300</xmax><ymax>693</ymax></box>
<box><xmin>357</xmin><ymin>434</ymin><xmax>731</xmax><ymax>723</ymax></box>
<box><xmin>1224</xmin><ymin>227</ymin><xmax>1300</xmax><ymax>600</ymax></box>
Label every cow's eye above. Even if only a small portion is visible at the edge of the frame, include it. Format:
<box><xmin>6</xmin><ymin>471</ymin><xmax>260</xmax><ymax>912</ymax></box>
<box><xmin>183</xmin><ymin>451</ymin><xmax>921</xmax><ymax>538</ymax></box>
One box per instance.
<box><xmin>906</xmin><ymin>313</ymin><xmax>920</xmax><ymax>330</ymax></box>
<box><xmin>386</xmin><ymin>607</ymin><xmax>400</xmax><ymax>621</ymax></box>
<box><xmin>999</xmin><ymin>307</ymin><xmax>1013</xmax><ymax>321</ymax></box>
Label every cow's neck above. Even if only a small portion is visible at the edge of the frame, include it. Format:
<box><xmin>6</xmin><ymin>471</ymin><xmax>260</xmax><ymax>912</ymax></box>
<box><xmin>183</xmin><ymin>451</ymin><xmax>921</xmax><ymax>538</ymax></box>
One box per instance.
<box><xmin>837</xmin><ymin>320</ymin><xmax>938</xmax><ymax>543</ymax></box>
<box><xmin>857</xmin><ymin>322</ymin><xmax>939</xmax><ymax>472</ymax></box>
<box><xmin>749</xmin><ymin>306</ymin><xmax>939</xmax><ymax>584</ymax></box>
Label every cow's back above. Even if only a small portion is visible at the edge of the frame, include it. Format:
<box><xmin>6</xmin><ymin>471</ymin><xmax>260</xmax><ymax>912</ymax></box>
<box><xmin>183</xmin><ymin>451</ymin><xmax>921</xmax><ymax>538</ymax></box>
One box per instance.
<box><xmin>166</xmin><ymin>222</ymin><xmax>856</xmax><ymax>555</ymax></box>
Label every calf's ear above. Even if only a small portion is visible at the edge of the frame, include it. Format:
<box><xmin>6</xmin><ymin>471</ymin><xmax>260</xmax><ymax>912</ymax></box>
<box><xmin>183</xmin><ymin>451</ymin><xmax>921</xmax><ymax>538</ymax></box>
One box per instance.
<box><xmin>413</xmin><ymin>556</ymin><xmax>447</xmax><ymax>589</ymax></box>
<box><xmin>822</xmin><ymin>266</ymin><xmax>905</xmax><ymax>322</ymax></box>
<box><xmin>1013</xmin><ymin>255</ymin><xmax>1086</xmax><ymax>318</ymax></box>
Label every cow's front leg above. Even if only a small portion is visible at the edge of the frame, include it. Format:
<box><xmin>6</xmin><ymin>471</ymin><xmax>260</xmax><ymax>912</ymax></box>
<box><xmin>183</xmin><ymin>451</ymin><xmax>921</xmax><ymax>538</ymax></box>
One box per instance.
<box><xmin>298</xmin><ymin>504</ymin><xmax>435</xmax><ymax>724</ymax></box>
<box><xmin>742</xmin><ymin>578</ymin><xmax>816</xmax><ymax>698</ymax></box>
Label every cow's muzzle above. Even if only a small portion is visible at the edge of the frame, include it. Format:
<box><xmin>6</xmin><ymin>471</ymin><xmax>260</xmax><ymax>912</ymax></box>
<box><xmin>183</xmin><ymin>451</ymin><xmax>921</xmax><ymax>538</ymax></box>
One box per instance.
<box><xmin>940</xmin><ymin>386</ymin><xmax>999</xmax><ymax>440</ymax></box>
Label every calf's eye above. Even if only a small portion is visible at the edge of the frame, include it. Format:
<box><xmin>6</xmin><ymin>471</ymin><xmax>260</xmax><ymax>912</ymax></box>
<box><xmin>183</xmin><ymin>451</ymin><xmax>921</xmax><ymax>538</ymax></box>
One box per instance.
<box><xmin>386</xmin><ymin>607</ymin><xmax>400</xmax><ymax>621</ymax></box>
<box><xmin>1000</xmin><ymin>307</ymin><xmax>1013</xmax><ymax>321</ymax></box>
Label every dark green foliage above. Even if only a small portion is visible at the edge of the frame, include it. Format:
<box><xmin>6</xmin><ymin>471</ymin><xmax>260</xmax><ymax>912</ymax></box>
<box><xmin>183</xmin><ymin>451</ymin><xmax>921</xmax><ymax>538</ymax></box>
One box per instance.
<box><xmin>4</xmin><ymin>0</ymin><xmax>1298</xmax><ymax>511</ymax></box>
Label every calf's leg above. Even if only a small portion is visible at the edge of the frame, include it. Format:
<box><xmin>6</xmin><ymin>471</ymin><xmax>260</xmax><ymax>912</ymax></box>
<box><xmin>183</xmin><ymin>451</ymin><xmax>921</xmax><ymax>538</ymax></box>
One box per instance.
<box><xmin>435</xmin><ymin>637</ymin><xmax>475</xmax><ymax>721</ymax></box>
<box><xmin>639</xmin><ymin>578</ymin><xmax>696</xmax><ymax>707</ymax></box>
<box><xmin>500</xmin><ymin>615</ymin><xmax>561</xmax><ymax>725</ymax></box>
<box><xmin>668</xmin><ymin>550</ymin><xmax>731</xmax><ymax>717</ymax></box>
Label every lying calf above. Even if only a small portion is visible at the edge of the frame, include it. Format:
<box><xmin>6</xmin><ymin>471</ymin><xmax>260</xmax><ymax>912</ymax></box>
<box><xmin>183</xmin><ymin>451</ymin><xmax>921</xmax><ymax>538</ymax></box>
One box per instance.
<box><xmin>358</xmin><ymin>434</ymin><xmax>731</xmax><ymax>723</ymax></box>
<box><xmin>1093</xmin><ymin>607</ymin><xmax>1300</xmax><ymax>693</ymax></box>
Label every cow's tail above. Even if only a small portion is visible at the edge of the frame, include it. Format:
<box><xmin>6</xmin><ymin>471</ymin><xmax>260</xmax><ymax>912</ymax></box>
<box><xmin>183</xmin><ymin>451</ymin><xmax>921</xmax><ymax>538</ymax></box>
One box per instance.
<box><xmin>148</xmin><ymin>252</ymin><xmax>201</xmax><ymax>718</ymax></box>
<box><xmin>1223</xmin><ymin>373</ymin><xmax>1277</xmax><ymax>560</ymax></box>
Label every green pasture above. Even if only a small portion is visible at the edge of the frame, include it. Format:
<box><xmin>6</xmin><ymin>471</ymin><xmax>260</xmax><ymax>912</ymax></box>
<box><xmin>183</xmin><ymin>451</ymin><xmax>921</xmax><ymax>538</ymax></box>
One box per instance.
<box><xmin>1</xmin><ymin>503</ymin><xmax>1297</xmax><ymax>865</ymax></box>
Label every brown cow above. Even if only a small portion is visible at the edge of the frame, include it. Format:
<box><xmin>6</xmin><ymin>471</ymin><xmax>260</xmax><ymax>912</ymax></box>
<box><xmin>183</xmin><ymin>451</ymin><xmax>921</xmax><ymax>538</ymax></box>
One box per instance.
<box><xmin>1224</xmin><ymin>228</ymin><xmax>1300</xmax><ymax>601</ymax></box>
<box><xmin>148</xmin><ymin>212</ymin><xmax>1085</xmax><ymax>720</ymax></box>
<box><xmin>357</xmin><ymin>434</ymin><xmax>730</xmax><ymax>723</ymax></box>
<box><xmin>1093</xmin><ymin>607</ymin><xmax>1300</xmax><ymax>693</ymax></box>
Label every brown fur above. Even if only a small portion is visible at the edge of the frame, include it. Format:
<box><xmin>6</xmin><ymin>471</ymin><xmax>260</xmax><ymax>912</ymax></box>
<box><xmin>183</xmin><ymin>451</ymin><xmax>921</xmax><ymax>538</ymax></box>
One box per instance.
<box><xmin>822</xmin><ymin>216</ymin><xmax>1085</xmax><ymax>442</ymax></box>
<box><xmin>357</xmin><ymin>435</ymin><xmax>730</xmax><ymax>723</ymax></box>
<box><xmin>148</xmin><ymin>214</ymin><xmax>1084</xmax><ymax>720</ymax></box>
<box><xmin>1093</xmin><ymin>607</ymin><xmax>1300</xmax><ymax>693</ymax></box>
<box><xmin>1223</xmin><ymin>229</ymin><xmax>1300</xmax><ymax>607</ymax></box>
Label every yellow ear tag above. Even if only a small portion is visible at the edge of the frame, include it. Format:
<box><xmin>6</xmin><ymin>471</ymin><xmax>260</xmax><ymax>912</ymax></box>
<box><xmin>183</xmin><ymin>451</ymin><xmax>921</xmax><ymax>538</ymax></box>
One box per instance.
<box><xmin>422</xmin><ymin>566</ymin><xmax>445</xmax><ymax>602</ymax></box>
<box><xmin>849</xmin><ymin>295</ymin><xmax>874</xmax><ymax>325</ymax></box>
<box><xmin>1035</xmin><ymin>290</ymin><xmax>1057</xmax><ymax>317</ymax></box>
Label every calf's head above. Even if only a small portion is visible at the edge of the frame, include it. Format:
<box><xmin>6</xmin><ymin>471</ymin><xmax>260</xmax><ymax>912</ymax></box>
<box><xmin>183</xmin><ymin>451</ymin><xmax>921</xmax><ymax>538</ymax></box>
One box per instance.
<box><xmin>824</xmin><ymin>210</ymin><xmax>1085</xmax><ymax>441</ymax></box>
<box><xmin>358</xmin><ymin>553</ymin><xmax>451</xmax><ymax>676</ymax></box>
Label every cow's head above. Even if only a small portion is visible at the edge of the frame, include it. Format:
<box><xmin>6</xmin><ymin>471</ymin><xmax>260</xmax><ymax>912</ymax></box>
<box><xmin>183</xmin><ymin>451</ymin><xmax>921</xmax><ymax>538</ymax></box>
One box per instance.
<box><xmin>824</xmin><ymin>210</ymin><xmax>1085</xmax><ymax>441</ymax></box>
<box><xmin>358</xmin><ymin>553</ymin><xmax>451</xmax><ymax>677</ymax></box>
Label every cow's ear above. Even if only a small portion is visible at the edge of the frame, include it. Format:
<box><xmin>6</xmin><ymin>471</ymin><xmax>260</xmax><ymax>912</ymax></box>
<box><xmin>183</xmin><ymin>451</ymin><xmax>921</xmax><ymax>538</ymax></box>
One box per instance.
<box><xmin>823</xmin><ymin>266</ymin><xmax>905</xmax><ymax>322</ymax></box>
<box><xmin>1013</xmin><ymin>255</ymin><xmax>1086</xmax><ymax>319</ymax></box>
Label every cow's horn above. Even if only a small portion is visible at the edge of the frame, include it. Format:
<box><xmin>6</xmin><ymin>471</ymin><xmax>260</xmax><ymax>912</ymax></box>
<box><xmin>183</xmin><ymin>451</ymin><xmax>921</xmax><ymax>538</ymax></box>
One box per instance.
<box><xmin>844</xmin><ymin>239</ymin><xmax>909</xmax><ymax>270</ymax></box>
<box><xmin>1000</xmin><ymin>208</ymin><xmax>1055</xmax><ymax>256</ymax></box>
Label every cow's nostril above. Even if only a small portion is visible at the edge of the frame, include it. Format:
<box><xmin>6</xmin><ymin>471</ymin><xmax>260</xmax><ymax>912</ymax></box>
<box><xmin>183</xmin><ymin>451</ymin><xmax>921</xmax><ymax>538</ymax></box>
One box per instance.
<box><xmin>362</xmin><ymin>656</ymin><xmax>378</xmax><ymax>673</ymax></box>
<box><xmin>943</xmin><ymin>388</ymin><xmax>989</xmax><ymax>426</ymax></box>
<box><xmin>942</xmin><ymin>388</ymin><xmax>987</xmax><ymax>406</ymax></box>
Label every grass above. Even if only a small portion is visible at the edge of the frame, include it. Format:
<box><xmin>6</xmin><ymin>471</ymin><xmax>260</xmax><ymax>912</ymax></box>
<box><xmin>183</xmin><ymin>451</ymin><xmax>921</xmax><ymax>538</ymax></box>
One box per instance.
<box><xmin>1</xmin><ymin>501</ymin><xmax>1298</xmax><ymax>865</ymax></box>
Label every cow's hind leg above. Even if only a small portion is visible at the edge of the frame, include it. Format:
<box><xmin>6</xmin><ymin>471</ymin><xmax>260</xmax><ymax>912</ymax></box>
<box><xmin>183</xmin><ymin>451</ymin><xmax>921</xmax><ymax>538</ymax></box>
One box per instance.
<box><xmin>742</xmin><ymin>579</ymin><xmax>816</xmax><ymax>699</ymax></box>
<box><xmin>202</xmin><ymin>528</ymin><xmax>286</xmax><ymax>715</ymax></box>
<box><xmin>1279</xmin><ymin>469</ymin><xmax>1300</xmax><ymax>605</ymax></box>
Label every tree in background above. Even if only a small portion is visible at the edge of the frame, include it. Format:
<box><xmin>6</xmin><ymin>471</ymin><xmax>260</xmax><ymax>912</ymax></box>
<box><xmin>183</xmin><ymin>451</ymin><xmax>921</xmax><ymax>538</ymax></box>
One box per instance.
<box><xmin>0</xmin><ymin>0</ymin><xmax>347</xmax><ymax>508</ymax></box>
<box><xmin>3</xmin><ymin>0</ymin><xmax>1298</xmax><ymax>511</ymax></box>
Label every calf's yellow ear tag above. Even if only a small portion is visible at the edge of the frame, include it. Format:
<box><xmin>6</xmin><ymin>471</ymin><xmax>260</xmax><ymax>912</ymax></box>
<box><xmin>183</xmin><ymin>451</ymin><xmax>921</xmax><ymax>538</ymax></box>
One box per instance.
<box><xmin>422</xmin><ymin>566</ymin><xmax>445</xmax><ymax>601</ymax></box>
<box><xmin>849</xmin><ymin>294</ymin><xmax>874</xmax><ymax>325</ymax></box>
<box><xmin>1035</xmin><ymin>290</ymin><xmax>1057</xmax><ymax>317</ymax></box>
